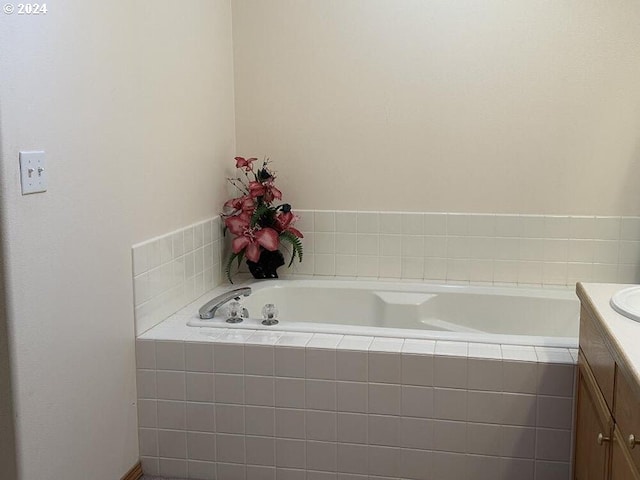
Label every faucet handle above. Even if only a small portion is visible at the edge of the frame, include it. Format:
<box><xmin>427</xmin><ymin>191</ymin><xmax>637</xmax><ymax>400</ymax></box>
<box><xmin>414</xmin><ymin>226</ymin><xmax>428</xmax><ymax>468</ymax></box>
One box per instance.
<box><xmin>226</xmin><ymin>300</ymin><xmax>245</xmax><ymax>324</ymax></box>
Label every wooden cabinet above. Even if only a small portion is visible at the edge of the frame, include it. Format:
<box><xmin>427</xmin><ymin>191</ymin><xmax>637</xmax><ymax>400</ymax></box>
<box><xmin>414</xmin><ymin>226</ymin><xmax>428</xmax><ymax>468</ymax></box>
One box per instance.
<box><xmin>575</xmin><ymin>298</ymin><xmax>640</xmax><ymax>480</ymax></box>
<box><xmin>575</xmin><ymin>356</ymin><xmax>613</xmax><ymax>480</ymax></box>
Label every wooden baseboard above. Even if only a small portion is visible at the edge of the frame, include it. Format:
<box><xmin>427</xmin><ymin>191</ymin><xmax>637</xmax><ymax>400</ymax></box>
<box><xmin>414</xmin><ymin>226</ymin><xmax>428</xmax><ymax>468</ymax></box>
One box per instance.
<box><xmin>121</xmin><ymin>461</ymin><xmax>143</xmax><ymax>480</ymax></box>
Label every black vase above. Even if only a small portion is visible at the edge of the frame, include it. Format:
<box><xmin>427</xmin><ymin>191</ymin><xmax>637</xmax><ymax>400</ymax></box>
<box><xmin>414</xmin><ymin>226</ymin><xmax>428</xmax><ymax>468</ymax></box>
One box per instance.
<box><xmin>247</xmin><ymin>249</ymin><xmax>285</xmax><ymax>279</ymax></box>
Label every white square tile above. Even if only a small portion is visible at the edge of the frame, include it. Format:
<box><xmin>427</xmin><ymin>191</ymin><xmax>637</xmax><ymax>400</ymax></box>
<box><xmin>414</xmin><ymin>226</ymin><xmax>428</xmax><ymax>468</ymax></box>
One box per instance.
<box><xmin>158</xmin><ymin>429</ymin><xmax>187</xmax><ymax>459</ymax></box>
<box><xmin>594</xmin><ymin>216</ymin><xmax>621</xmax><ymax>241</ymax></box>
<box><xmin>402</xmin><ymin>257</ymin><xmax>424</xmax><ymax>279</ymax></box>
<box><xmin>434</xmin><ymin>355</ymin><xmax>467</xmax><ymax>388</ymax></box>
<box><xmin>535</xmin><ymin>429</ymin><xmax>572</xmax><ymax>461</ymax></box>
<box><xmin>357</xmin><ymin>212</ymin><xmax>379</xmax><ymax>233</ymax></box>
<box><xmin>246</xmin><ymin>436</ymin><xmax>276</xmax><ymax>467</ymax></box>
<box><xmin>336</xmin><ymin>212</ymin><xmax>357</xmax><ymax>233</ymax></box>
<box><xmin>216</xmin><ymin>403</ymin><xmax>245</xmax><ymax>434</ymax></box>
<box><xmin>446</xmin><ymin>214</ymin><xmax>468</xmax><ymax>236</ymax></box>
<box><xmin>337</xmin><ymin>443</ymin><xmax>368</xmax><ymax>474</ymax></box>
<box><xmin>467</xmin><ymin>391</ymin><xmax>503</xmax><ymax>424</ymax></box>
<box><xmin>275</xmin><ymin>347</ymin><xmax>305</xmax><ymax>378</ymax></box>
<box><xmin>535</xmin><ymin>347</ymin><xmax>574</xmax><ymax>364</ymax></box>
<box><xmin>468</xmin><ymin>358</ymin><xmax>502</xmax><ymax>391</ymax></box>
<box><xmin>503</xmin><ymin>360</ymin><xmax>538</xmax><ymax>394</ymax></box>
<box><xmin>401</xmin><ymin>354</ymin><xmax>434</xmax><ymax>386</ymax></box>
<box><xmin>306</xmin><ymin>380</ymin><xmax>336</xmax><ymax>411</ymax></box>
<box><xmin>337</xmin><ymin>413</ymin><xmax>368</xmax><ymax>444</ymax></box>
<box><xmin>336</xmin><ymin>350</ymin><xmax>368</xmax><ymax>382</ymax></box>
<box><xmin>424</xmin><ymin>258</ymin><xmax>447</xmax><ymax>281</ymax></box>
<box><xmin>380</xmin><ymin>213</ymin><xmax>402</xmax><ymax>234</ymax></box>
<box><xmin>335</xmin><ymin>255</ymin><xmax>357</xmax><ymax>276</ymax></box>
<box><xmin>138</xmin><ymin>399</ymin><xmax>157</xmax><ymax>428</ymax></box>
<box><xmin>189</xmin><ymin>460</ymin><xmax>216</xmax><ymax>480</ymax></box>
<box><xmin>307</xmin><ymin>334</ymin><xmax>343</xmax><ymax>349</ymax></box>
<box><xmin>369</xmin><ymin>337</ymin><xmax>404</xmax><ymax>353</ymax></box>
<box><xmin>502</xmin><ymin>393</ymin><xmax>537</xmax><ymax>426</ymax></box>
<box><xmin>400</xmin><ymin>417</ymin><xmax>433</xmax><ymax>449</ymax></box>
<box><xmin>378</xmin><ymin>256</ymin><xmax>402</xmax><ymax>278</ymax></box>
<box><xmin>186</xmin><ymin>343</ymin><xmax>214</xmax><ymax>372</ymax></box>
<box><xmin>216</xmin><ymin>433</ymin><xmax>245</xmax><ymax>464</ymax></box>
<box><xmin>156</xmin><ymin>371</ymin><xmax>186</xmax><ymax>400</ymax></box>
<box><xmin>246</xmin><ymin>406</ymin><xmax>275</xmax><ymax>437</ymax></box>
<box><xmin>315</xmin><ymin>211</ymin><xmax>336</xmax><ymax>232</ymax></box>
<box><xmin>275</xmin><ymin>438</ymin><xmax>306</xmax><ymax>468</ymax></box>
<box><xmin>187</xmin><ymin>432</ymin><xmax>215</xmax><ymax>462</ymax></box>
<box><xmin>139</xmin><ymin>428</ymin><xmax>158</xmax><ymax>456</ymax></box>
<box><xmin>306</xmin><ymin>410</ymin><xmax>337</xmax><ymax>441</ymax></box>
<box><xmin>424</xmin><ymin>236</ymin><xmax>448</xmax><ymax>258</ymax></box>
<box><xmin>433</xmin><ymin>388</ymin><xmax>467</xmax><ymax>421</ymax></box>
<box><xmin>214</xmin><ymin>374</ymin><xmax>244</xmax><ymax>404</ymax></box>
<box><xmin>368</xmin><ymin>352</ymin><xmax>401</xmax><ymax>384</ymax></box>
<box><xmin>336</xmin><ymin>234</ymin><xmax>357</xmax><ymax>254</ymax></box>
<box><xmin>307</xmin><ymin>348</ymin><xmax>336</xmax><ymax>379</ymax></box>
<box><xmin>275</xmin><ymin>378</ymin><xmax>305</xmax><ymax>408</ymax></box>
<box><xmin>468</xmin><ymin>342</ymin><xmax>501</xmax><ymax>359</ymax></box>
<box><xmin>537</xmin><ymin>395</ymin><xmax>573</xmax><ymax>429</ymax></box>
<box><xmin>435</xmin><ymin>341</ymin><xmax>468</xmax><ymax>357</ymax></box>
<box><xmin>315</xmin><ymin>233</ymin><xmax>336</xmax><ymax>254</ymax></box>
<box><xmin>501</xmin><ymin>425</ymin><xmax>535</xmax><ymax>458</ymax></box>
<box><xmin>337</xmin><ymin>381</ymin><xmax>368</xmax><ymax>413</ymax></box>
<box><xmin>245</xmin><ymin>345</ymin><xmax>275</xmax><ymax>376</ymax></box>
<box><xmin>217</xmin><ymin>462</ymin><xmax>246</xmax><ymax>480</ymax></box>
<box><xmin>423</xmin><ymin>214</ymin><xmax>447</xmax><ymax>235</ymax></box>
<box><xmin>368</xmin><ymin>383</ymin><xmax>400</xmax><ymax>415</ymax></box>
<box><xmin>467</xmin><ymin>422</ymin><xmax>501</xmax><ymax>456</ymax></box>
<box><xmin>368</xmin><ymin>414</ymin><xmax>399</xmax><ymax>446</ymax></box>
<box><xmin>246</xmin><ymin>332</ymin><xmax>282</xmax><ymax>346</ymax></box>
<box><xmin>136</xmin><ymin>340</ymin><xmax>156</xmax><ymax>369</ymax></box>
<box><xmin>380</xmin><ymin>235</ymin><xmax>402</xmax><ymax>256</ymax></box>
<box><xmin>402</xmin><ymin>214</ymin><xmax>424</xmax><ymax>235</ymax></box>
<box><xmin>357</xmin><ymin>234</ymin><xmax>379</xmax><ymax>255</ymax></box>
<box><xmin>356</xmin><ymin>256</ymin><xmax>379</xmax><ymax>277</ymax></box>
<box><xmin>315</xmin><ymin>254</ymin><xmax>336</xmax><ymax>276</ymax></box>
<box><xmin>433</xmin><ymin>420</ymin><xmax>467</xmax><ymax>453</ymax></box>
<box><xmin>401</xmin><ymin>385</ymin><xmax>434</xmax><ymax>418</ymax></box>
<box><xmin>403</xmin><ymin>236</ymin><xmax>425</xmax><ymax>257</ymax></box>
<box><xmin>368</xmin><ymin>445</ymin><xmax>400</xmax><ymax>477</ymax></box>
<box><xmin>276</xmin><ymin>333</ymin><xmax>313</xmax><ymax>348</ymax></box>
<box><xmin>157</xmin><ymin>400</ymin><xmax>186</xmax><ymax>429</ymax></box>
<box><xmin>186</xmin><ymin>372</ymin><xmax>214</xmax><ymax>402</ymax></box>
<box><xmin>156</xmin><ymin>341</ymin><xmax>185</xmax><ymax>370</ymax></box>
<box><xmin>495</xmin><ymin>215</ymin><xmax>524</xmax><ymax>237</ymax></box>
<box><xmin>533</xmin><ymin>461</ymin><xmax>570</xmax><ymax>480</ymax></box>
<box><xmin>186</xmin><ymin>402</ymin><xmax>214</xmax><ymax>432</ymax></box>
<box><xmin>537</xmin><ymin>363</ymin><xmax>575</xmax><ymax>397</ymax></box>
<box><xmin>245</xmin><ymin>375</ymin><xmax>275</xmax><ymax>406</ymax></box>
<box><xmin>214</xmin><ymin>344</ymin><xmax>244</xmax><ymax>373</ymax></box>
<box><xmin>306</xmin><ymin>440</ymin><xmax>337</xmax><ymax>471</ymax></box>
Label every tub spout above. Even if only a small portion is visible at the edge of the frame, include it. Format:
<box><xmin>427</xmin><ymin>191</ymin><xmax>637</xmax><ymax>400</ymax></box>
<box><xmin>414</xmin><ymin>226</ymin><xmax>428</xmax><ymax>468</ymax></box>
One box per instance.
<box><xmin>199</xmin><ymin>287</ymin><xmax>252</xmax><ymax>319</ymax></box>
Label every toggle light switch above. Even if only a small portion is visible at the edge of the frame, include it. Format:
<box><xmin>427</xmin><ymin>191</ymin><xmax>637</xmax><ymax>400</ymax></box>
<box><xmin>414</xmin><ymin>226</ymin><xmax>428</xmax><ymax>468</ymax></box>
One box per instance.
<box><xmin>19</xmin><ymin>151</ymin><xmax>47</xmax><ymax>195</ymax></box>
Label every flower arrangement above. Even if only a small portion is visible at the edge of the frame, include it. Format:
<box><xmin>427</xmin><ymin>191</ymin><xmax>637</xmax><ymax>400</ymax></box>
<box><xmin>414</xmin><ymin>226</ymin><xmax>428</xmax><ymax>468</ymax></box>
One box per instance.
<box><xmin>222</xmin><ymin>157</ymin><xmax>304</xmax><ymax>282</ymax></box>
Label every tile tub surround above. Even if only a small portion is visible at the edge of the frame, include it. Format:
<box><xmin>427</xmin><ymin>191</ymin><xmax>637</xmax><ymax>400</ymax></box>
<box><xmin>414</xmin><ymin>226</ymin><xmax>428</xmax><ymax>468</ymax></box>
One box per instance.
<box><xmin>284</xmin><ymin>211</ymin><xmax>640</xmax><ymax>286</ymax></box>
<box><xmin>132</xmin><ymin>217</ymin><xmax>226</xmax><ymax>334</ymax></box>
<box><xmin>135</xmin><ymin>325</ymin><xmax>577</xmax><ymax>480</ymax></box>
<box><xmin>131</xmin><ymin>212</ymin><xmax>640</xmax><ymax>333</ymax></box>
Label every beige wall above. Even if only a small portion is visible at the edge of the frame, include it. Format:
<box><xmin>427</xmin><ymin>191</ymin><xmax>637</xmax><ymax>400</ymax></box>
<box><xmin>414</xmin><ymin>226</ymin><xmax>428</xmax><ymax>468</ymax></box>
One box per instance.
<box><xmin>233</xmin><ymin>0</ymin><xmax>640</xmax><ymax>215</ymax></box>
<box><xmin>0</xmin><ymin>1</ymin><xmax>235</xmax><ymax>479</ymax></box>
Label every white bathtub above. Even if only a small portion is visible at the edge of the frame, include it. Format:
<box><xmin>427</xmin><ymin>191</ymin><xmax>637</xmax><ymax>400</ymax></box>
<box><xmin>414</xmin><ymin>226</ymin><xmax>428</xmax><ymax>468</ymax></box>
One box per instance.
<box><xmin>184</xmin><ymin>278</ymin><xmax>579</xmax><ymax>348</ymax></box>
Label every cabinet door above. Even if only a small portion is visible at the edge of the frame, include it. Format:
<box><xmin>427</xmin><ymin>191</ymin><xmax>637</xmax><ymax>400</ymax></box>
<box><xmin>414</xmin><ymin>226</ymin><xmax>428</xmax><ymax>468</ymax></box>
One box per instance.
<box><xmin>611</xmin><ymin>427</ymin><xmax>640</xmax><ymax>480</ymax></box>
<box><xmin>575</xmin><ymin>355</ymin><xmax>613</xmax><ymax>480</ymax></box>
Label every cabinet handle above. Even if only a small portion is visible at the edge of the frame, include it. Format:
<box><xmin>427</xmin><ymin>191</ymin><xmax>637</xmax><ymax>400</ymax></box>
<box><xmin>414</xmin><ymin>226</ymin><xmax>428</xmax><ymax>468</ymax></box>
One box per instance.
<box><xmin>597</xmin><ymin>433</ymin><xmax>611</xmax><ymax>445</ymax></box>
<box><xmin>628</xmin><ymin>434</ymin><xmax>640</xmax><ymax>449</ymax></box>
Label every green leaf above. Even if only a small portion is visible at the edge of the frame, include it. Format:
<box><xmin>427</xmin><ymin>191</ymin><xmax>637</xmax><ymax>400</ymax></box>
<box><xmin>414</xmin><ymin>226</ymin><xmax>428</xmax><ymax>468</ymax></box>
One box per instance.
<box><xmin>279</xmin><ymin>231</ymin><xmax>304</xmax><ymax>267</ymax></box>
<box><xmin>224</xmin><ymin>251</ymin><xmax>245</xmax><ymax>284</ymax></box>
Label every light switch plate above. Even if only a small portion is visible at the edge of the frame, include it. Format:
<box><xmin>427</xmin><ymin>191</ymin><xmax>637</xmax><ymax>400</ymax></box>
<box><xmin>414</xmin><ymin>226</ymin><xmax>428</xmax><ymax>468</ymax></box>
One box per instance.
<box><xmin>19</xmin><ymin>151</ymin><xmax>47</xmax><ymax>195</ymax></box>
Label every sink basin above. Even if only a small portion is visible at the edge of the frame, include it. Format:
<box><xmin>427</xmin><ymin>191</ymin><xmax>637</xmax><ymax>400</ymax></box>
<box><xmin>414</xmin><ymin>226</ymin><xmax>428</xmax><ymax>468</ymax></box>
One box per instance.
<box><xmin>610</xmin><ymin>286</ymin><xmax>640</xmax><ymax>322</ymax></box>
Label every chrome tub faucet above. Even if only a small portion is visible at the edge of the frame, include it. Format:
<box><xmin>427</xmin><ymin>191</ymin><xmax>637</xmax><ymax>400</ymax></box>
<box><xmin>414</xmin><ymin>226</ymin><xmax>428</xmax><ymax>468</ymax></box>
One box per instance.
<box><xmin>198</xmin><ymin>287</ymin><xmax>252</xmax><ymax>319</ymax></box>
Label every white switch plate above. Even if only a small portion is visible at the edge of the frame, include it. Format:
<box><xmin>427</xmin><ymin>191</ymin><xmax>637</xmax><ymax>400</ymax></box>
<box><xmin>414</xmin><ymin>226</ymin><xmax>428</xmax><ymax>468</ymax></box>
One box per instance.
<box><xmin>19</xmin><ymin>151</ymin><xmax>47</xmax><ymax>195</ymax></box>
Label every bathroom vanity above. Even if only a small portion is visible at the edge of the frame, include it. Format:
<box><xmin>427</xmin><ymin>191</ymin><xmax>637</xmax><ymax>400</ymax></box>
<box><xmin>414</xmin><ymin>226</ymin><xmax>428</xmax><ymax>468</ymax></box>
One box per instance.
<box><xmin>575</xmin><ymin>283</ymin><xmax>640</xmax><ymax>480</ymax></box>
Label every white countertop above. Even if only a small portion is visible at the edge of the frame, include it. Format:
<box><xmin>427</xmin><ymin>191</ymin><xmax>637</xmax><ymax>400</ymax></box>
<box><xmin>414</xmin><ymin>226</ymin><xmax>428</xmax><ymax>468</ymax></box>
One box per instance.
<box><xmin>577</xmin><ymin>282</ymin><xmax>640</xmax><ymax>387</ymax></box>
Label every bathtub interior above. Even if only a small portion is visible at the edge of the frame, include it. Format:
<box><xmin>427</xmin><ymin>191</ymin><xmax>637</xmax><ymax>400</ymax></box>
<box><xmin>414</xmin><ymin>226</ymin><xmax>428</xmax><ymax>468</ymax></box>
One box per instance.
<box><xmin>184</xmin><ymin>279</ymin><xmax>580</xmax><ymax>345</ymax></box>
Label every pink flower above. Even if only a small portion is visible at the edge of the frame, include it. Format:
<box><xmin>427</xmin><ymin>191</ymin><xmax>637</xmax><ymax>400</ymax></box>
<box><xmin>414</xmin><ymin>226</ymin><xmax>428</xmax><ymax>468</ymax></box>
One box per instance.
<box><xmin>249</xmin><ymin>180</ymin><xmax>282</xmax><ymax>203</ymax></box>
<box><xmin>225</xmin><ymin>215</ymin><xmax>279</xmax><ymax>262</ymax></box>
<box><xmin>235</xmin><ymin>157</ymin><xmax>257</xmax><ymax>171</ymax></box>
<box><xmin>275</xmin><ymin>211</ymin><xmax>304</xmax><ymax>238</ymax></box>
<box><xmin>223</xmin><ymin>195</ymin><xmax>255</xmax><ymax>217</ymax></box>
